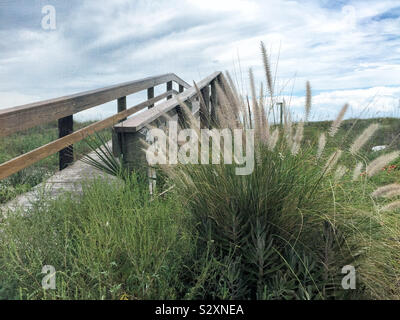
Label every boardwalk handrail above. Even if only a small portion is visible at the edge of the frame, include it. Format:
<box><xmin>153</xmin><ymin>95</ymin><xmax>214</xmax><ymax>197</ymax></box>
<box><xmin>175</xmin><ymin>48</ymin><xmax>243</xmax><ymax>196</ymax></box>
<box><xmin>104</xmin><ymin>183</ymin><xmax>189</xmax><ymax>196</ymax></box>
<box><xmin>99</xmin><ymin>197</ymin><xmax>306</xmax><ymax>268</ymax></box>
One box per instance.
<box><xmin>113</xmin><ymin>71</ymin><xmax>224</xmax><ymax>171</ymax></box>
<box><xmin>0</xmin><ymin>73</ymin><xmax>190</xmax><ymax>138</ymax></box>
<box><xmin>114</xmin><ymin>71</ymin><xmax>222</xmax><ymax>133</ymax></box>
<box><xmin>0</xmin><ymin>73</ymin><xmax>190</xmax><ymax>180</ymax></box>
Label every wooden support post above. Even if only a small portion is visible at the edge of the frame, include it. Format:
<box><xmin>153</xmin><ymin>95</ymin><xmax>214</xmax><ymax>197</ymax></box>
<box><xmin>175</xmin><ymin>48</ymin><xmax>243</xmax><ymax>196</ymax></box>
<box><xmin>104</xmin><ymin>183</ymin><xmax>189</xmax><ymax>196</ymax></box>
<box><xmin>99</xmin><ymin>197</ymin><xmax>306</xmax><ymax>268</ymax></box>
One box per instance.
<box><xmin>147</xmin><ymin>87</ymin><xmax>154</xmax><ymax>108</ymax></box>
<box><xmin>217</xmin><ymin>74</ymin><xmax>227</xmax><ymax>98</ymax></box>
<box><xmin>58</xmin><ymin>115</ymin><xmax>74</xmax><ymax>170</ymax></box>
<box><xmin>278</xmin><ymin>102</ymin><xmax>283</xmax><ymax>127</ymax></box>
<box><xmin>210</xmin><ymin>80</ymin><xmax>217</xmax><ymax>126</ymax></box>
<box><xmin>121</xmin><ymin>130</ymin><xmax>147</xmax><ymax>173</ymax></box>
<box><xmin>167</xmin><ymin>81</ymin><xmax>173</xmax><ymax>100</ymax></box>
<box><xmin>200</xmin><ymin>85</ymin><xmax>210</xmax><ymax>128</ymax></box>
<box><xmin>112</xmin><ymin>96</ymin><xmax>127</xmax><ymax>157</ymax></box>
<box><xmin>118</xmin><ymin>96</ymin><xmax>127</xmax><ymax>120</ymax></box>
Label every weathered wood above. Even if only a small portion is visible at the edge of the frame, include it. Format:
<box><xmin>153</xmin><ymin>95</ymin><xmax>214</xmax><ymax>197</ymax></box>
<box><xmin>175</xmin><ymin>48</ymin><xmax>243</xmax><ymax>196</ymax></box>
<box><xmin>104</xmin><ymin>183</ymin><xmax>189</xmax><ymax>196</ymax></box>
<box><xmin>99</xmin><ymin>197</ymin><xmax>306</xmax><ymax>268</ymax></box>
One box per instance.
<box><xmin>0</xmin><ymin>91</ymin><xmax>176</xmax><ymax>181</ymax></box>
<box><xmin>0</xmin><ymin>74</ymin><xmax>190</xmax><ymax>138</ymax></box>
<box><xmin>112</xmin><ymin>128</ymin><xmax>122</xmax><ymax>158</ymax></box>
<box><xmin>118</xmin><ymin>96</ymin><xmax>127</xmax><ymax>121</ymax></box>
<box><xmin>167</xmin><ymin>81</ymin><xmax>173</xmax><ymax>100</ymax></box>
<box><xmin>112</xmin><ymin>96</ymin><xmax>127</xmax><ymax>156</ymax></box>
<box><xmin>147</xmin><ymin>87</ymin><xmax>154</xmax><ymax>108</ymax></box>
<box><xmin>200</xmin><ymin>85</ymin><xmax>210</xmax><ymax>128</ymax></box>
<box><xmin>210</xmin><ymin>80</ymin><xmax>217</xmax><ymax>124</ymax></box>
<box><xmin>58</xmin><ymin>115</ymin><xmax>74</xmax><ymax>170</ymax></box>
<box><xmin>114</xmin><ymin>71</ymin><xmax>221</xmax><ymax>134</ymax></box>
<box><xmin>121</xmin><ymin>130</ymin><xmax>148</xmax><ymax>172</ymax></box>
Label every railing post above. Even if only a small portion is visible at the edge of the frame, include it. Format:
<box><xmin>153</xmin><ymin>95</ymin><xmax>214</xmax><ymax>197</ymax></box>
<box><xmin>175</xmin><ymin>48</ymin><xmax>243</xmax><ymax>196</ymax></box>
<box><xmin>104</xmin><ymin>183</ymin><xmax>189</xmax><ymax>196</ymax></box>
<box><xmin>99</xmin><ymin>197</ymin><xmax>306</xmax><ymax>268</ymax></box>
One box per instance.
<box><xmin>148</xmin><ymin>87</ymin><xmax>154</xmax><ymax>108</ymax></box>
<box><xmin>200</xmin><ymin>85</ymin><xmax>210</xmax><ymax>128</ymax></box>
<box><xmin>112</xmin><ymin>96</ymin><xmax>127</xmax><ymax>157</ymax></box>
<box><xmin>167</xmin><ymin>81</ymin><xmax>173</xmax><ymax>100</ymax></box>
<box><xmin>58</xmin><ymin>115</ymin><xmax>74</xmax><ymax>170</ymax></box>
<box><xmin>118</xmin><ymin>96</ymin><xmax>127</xmax><ymax>121</ymax></box>
<box><xmin>121</xmin><ymin>130</ymin><xmax>147</xmax><ymax>172</ymax></box>
<box><xmin>210</xmin><ymin>79</ymin><xmax>217</xmax><ymax>125</ymax></box>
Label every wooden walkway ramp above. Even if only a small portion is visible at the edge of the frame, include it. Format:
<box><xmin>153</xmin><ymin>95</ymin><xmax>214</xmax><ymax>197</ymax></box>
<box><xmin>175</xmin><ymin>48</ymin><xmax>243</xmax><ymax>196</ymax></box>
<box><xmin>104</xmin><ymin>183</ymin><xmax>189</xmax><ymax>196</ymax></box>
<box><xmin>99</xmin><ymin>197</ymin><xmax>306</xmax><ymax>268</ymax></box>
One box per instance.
<box><xmin>0</xmin><ymin>146</ymin><xmax>117</xmax><ymax>216</ymax></box>
<box><xmin>0</xmin><ymin>71</ymin><xmax>224</xmax><ymax>215</ymax></box>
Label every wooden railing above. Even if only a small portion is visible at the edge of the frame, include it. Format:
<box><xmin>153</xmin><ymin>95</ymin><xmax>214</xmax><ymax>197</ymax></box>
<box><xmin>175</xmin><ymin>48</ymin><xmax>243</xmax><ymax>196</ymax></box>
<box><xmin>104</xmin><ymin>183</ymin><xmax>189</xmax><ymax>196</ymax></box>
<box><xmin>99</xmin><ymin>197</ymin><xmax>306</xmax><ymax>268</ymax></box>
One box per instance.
<box><xmin>113</xmin><ymin>71</ymin><xmax>223</xmax><ymax>170</ymax></box>
<box><xmin>0</xmin><ymin>73</ymin><xmax>191</xmax><ymax>180</ymax></box>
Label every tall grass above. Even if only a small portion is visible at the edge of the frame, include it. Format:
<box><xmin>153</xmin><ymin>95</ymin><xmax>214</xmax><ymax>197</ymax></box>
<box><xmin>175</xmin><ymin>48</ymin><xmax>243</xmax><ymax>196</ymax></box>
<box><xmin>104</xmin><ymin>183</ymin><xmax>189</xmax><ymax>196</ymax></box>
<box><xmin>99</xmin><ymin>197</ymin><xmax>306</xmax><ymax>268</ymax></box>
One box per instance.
<box><xmin>151</xmin><ymin>42</ymin><xmax>400</xmax><ymax>299</ymax></box>
<box><xmin>0</xmin><ymin>174</ymin><xmax>196</xmax><ymax>300</ymax></box>
<box><xmin>2</xmin><ymin>43</ymin><xmax>400</xmax><ymax>300</ymax></box>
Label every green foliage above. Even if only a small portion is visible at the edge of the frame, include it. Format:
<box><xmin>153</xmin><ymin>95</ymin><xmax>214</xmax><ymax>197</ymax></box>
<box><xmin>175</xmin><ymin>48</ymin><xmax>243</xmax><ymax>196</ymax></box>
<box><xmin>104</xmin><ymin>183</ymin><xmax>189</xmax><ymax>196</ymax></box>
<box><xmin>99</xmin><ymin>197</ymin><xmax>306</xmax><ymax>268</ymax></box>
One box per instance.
<box><xmin>0</xmin><ymin>121</ymin><xmax>111</xmax><ymax>204</ymax></box>
<box><xmin>0</xmin><ymin>174</ymin><xmax>196</xmax><ymax>300</ymax></box>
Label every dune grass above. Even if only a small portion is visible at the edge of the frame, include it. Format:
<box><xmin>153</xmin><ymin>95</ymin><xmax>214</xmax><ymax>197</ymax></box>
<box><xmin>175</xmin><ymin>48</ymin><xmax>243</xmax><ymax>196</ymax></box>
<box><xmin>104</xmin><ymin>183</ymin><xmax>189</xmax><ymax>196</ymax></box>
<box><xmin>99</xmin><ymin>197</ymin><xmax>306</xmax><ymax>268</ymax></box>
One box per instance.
<box><xmin>2</xmin><ymin>42</ymin><xmax>400</xmax><ymax>300</ymax></box>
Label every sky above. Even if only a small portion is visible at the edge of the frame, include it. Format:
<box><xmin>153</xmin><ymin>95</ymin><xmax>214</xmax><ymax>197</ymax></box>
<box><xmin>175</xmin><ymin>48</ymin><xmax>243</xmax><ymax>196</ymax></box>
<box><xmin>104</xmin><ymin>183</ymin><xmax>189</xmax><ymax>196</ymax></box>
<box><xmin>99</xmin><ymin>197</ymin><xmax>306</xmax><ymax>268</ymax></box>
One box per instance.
<box><xmin>0</xmin><ymin>0</ymin><xmax>399</xmax><ymax>121</ymax></box>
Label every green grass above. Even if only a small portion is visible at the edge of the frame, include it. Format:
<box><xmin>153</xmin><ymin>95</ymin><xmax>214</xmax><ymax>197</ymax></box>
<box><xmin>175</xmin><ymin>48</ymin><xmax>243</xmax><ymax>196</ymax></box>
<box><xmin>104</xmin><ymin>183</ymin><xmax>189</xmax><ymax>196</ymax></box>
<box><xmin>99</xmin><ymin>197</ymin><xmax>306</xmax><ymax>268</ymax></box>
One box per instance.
<box><xmin>0</xmin><ymin>174</ymin><xmax>196</xmax><ymax>300</ymax></box>
<box><xmin>0</xmin><ymin>121</ymin><xmax>111</xmax><ymax>204</ymax></box>
<box><xmin>1</xmin><ymin>117</ymin><xmax>400</xmax><ymax>300</ymax></box>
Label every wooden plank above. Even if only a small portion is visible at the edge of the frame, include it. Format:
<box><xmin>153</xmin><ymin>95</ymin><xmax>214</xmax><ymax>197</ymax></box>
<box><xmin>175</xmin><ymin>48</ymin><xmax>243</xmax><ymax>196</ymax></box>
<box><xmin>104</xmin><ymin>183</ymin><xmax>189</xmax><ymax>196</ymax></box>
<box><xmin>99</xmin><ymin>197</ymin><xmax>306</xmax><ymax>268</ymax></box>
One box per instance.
<box><xmin>58</xmin><ymin>115</ymin><xmax>74</xmax><ymax>170</ymax></box>
<box><xmin>0</xmin><ymin>90</ymin><xmax>177</xmax><ymax>181</ymax></box>
<box><xmin>200</xmin><ymin>85</ymin><xmax>210</xmax><ymax>128</ymax></box>
<box><xmin>167</xmin><ymin>81</ymin><xmax>173</xmax><ymax>100</ymax></box>
<box><xmin>114</xmin><ymin>71</ymin><xmax>221</xmax><ymax>133</ymax></box>
<box><xmin>117</xmin><ymin>96</ymin><xmax>127</xmax><ymax>122</ymax></box>
<box><xmin>147</xmin><ymin>87</ymin><xmax>154</xmax><ymax>108</ymax></box>
<box><xmin>0</xmin><ymin>74</ymin><xmax>190</xmax><ymax>138</ymax></box>
<box><xmin>210</xmin><ymin>79</ymin><xmax>217</xmax><ymax>123</ymax></box>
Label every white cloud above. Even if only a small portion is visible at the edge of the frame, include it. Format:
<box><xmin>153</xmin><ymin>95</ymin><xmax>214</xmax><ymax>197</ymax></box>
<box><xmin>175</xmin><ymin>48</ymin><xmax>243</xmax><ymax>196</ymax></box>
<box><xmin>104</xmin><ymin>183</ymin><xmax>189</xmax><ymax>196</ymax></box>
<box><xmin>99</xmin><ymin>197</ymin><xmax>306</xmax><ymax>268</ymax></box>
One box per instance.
<box><xmin>0</xmin><ymin>0</ymin><xmax>399</xmax><ymax>122</ymax></box>
<box><xmin>284</xmin><ymin>86</ymin><xmax>400</xmax><ymax>121</ymax></box>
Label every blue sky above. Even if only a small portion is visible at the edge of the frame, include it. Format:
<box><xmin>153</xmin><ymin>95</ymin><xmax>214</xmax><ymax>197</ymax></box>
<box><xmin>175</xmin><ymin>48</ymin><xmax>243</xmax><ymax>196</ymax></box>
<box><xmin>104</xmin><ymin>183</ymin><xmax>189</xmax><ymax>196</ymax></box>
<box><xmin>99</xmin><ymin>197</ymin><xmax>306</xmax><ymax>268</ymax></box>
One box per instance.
<box><xmin>0</xmin><ymin>0</ymin><xmax>400</xmax><ymax>121</ymax></box>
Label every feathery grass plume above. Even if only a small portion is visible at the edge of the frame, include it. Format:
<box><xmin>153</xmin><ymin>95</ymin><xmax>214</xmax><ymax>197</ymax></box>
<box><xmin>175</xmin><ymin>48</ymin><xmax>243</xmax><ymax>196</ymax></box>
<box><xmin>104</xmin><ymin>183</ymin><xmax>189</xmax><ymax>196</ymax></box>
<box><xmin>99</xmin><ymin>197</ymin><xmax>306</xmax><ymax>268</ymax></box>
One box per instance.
<box><xmin>350</xmin><ymin>123</ymin><xmax>380</xmax><ymax>155</ymax></box>
<box><xmin>246</xmin><ymin>95</ymin><xmax>253</xmax><ymax>129</ymax></box>
<box><xmin>260</xmin><ymin>41</ymin><xmax>274</xmax><ymax>98</ymax></box>
<box><xmin>305</xmin><ymin>81</ymin><xmax>312</xmax><ymax>122</ymax></box>
<box><xmin>352</xmin><ymin>162</ymin><xmax>363</xmax><ymax>181</ymax></box>
<box><xmin>215</xmin><ymin>84</ymin><xmax>239</xmax><ymax>130</ymax></box>
<box><xmin>249</xmin><ymin>68</ymin><xmax>263</xmax><ymax>141</ymax></box>
<box><xmin>366</xmin><ymin>151</ymin><xmax>400</xmax><ymax>177</ymax></box>
<box><xmin>291</xmin><ymin>121</ymin><xmax>304</xmax><ymax>155</ymax></box>
<box><xmin>384</xmin><ymin>189</ymin><xmax>400</xmax><ymax>198</ymax></box>
<box><xmin>372</xmin><ymin>184</ymin><xmax>400</xmax><ymax>198</ymax></box>
<box><xmin>316</xmin><ymin>133</ymin><xmax>326</xmax><ymax>159</ymax></box>
<box><xmin>323</xmin><ymin>150</ymin><xmax>343</xmax><ymax>174</ymax></box>
<box><xmin>268</xmin><ymin>128</ymin><xmax>280</xmax><ymax>151</ymax></box>
<box><xmin>194</xmin><ymin>82</ymin><xmax>211</xmax><ymax>128</ymax></box>
<box><xmin>334</xmin><ymin>165</ymin><xmax>347</xmax><ymax>181</ymax></box>
<box><xmin>329</xmin><ymin>103</ymin><xmax>348</xmax><ymax>137</ymax></box>
<box><xmin>381</xmin><ymin>200</ymin><xmax>400</xmax><ymax>212</ymax></box>
<box><xmin>221</xmin><ymin>72</ymin><xmax>242</xmax><ymax>118</ymax></box>
<box><xmin>259</xmin><ymin>83</ymin><xmax>270</xmax><ymax>143</ymax></box>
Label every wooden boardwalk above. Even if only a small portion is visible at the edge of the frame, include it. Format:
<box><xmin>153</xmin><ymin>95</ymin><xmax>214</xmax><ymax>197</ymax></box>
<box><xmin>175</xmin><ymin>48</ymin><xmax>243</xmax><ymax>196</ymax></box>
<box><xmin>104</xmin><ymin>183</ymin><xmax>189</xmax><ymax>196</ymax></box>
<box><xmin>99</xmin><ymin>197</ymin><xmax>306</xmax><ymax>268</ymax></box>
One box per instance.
<box><xmin>0</xmin><ymin>71</ymin><xmax>223</xmax><ymax>217</ymax></box>
<box><xmin>0</xmin><ymin>146</ymin><xmax>117</xmax><ymax>216</ymax></box>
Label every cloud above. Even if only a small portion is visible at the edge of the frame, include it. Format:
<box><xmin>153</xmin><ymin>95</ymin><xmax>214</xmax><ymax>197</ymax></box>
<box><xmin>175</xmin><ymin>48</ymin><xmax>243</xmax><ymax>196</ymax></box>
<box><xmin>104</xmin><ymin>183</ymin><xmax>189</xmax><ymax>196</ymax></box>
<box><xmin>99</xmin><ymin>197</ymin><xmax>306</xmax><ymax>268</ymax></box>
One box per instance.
<box><xmin>0</xmin><ymin>0</ymin><xmax>399</xmax><ymax>123</ymax></box>
<box><xmin>284</xmin><ymin>86</ymin><xmax>400</xmax><ymax>121</ymax></box>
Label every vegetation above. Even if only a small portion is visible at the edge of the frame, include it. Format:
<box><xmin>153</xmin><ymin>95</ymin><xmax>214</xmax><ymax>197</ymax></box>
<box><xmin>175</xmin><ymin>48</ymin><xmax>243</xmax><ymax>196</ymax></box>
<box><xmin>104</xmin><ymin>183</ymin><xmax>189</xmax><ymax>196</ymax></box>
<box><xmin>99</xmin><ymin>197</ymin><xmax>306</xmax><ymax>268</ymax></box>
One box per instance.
<box><xmin>1</xmin><ymin>43</ymin><xmax>400</xmax><ymax>300</ymax></box>
<box><xmin>0</xmin><ymin>121</ymin><xmax>111</xmax><ymax>204</ymax></box>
